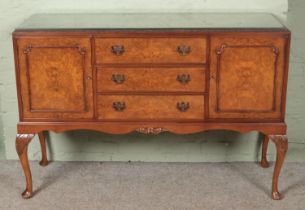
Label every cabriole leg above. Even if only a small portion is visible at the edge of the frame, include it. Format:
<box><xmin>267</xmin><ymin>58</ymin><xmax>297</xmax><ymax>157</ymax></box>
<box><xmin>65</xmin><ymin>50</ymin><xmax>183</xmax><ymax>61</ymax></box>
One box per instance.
<box><xmin>261</xmin><ymin>134</ymin><xmax>270</xmax><ymax>168</ymax></box>
<box><xmin>38</xmin><ymin>131</ymin><xmax>48</xmax><ymax>166</ymax></box>
<box><xmin>16</xmin><ymin>134</ymin><xmax>35</xmax><ymax>199</ymax></box>
<box><xmin>269</xmin><ymin>134</ymin><xmax>288</xmax><ymax>200</ymax></box>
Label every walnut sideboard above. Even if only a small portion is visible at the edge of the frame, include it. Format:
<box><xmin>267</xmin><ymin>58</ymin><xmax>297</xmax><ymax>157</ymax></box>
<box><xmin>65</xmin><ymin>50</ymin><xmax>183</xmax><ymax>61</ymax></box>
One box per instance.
<box><xmin>13</xmin><ymin>13</ymin><xmax>290</xmax><ymax>200</ymax></box>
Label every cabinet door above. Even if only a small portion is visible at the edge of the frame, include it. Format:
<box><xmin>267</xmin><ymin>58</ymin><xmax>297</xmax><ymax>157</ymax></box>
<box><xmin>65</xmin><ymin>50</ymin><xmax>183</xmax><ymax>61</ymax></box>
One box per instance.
<box><xmin>209</xmin><ymin>34</ymin><xmax>288</xmax><ymax>121</ymax></box>
<box><xmin>16</xmin><ymin>37</ymin><xmax>94</xmax><ymax>120</ymax></box>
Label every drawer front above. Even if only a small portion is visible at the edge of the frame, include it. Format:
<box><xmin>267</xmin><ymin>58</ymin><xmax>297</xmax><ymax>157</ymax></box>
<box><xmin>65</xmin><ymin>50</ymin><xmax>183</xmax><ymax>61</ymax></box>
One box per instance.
<box><xmin>95</xmin><ymin>38</ymin><xmax>207</xmax><ymax>64</ymax></box>
<box><xmin>97</xmin><ymin>68</ymin><xmax>206</xmax><ymax>93</ymax></box>
<box><xmin>97</xmin><ymin>95</ymin><xmax>204</xmax><ymax>120</ymax></box>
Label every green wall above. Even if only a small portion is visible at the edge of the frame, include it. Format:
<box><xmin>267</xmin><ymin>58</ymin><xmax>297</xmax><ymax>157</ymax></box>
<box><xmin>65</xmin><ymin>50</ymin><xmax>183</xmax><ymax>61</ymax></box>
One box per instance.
<box><xmin>0</xmin><ymin>95</ymin><xmax>5</xmax><ymax>159</ymax></box>
<box><xmin>284</xmin><ymin>0</ymin><xmax>305</xmax><ymax>161</ymax></box>
<box><xmin>0</xmin><ymin>0</ymin><xmax>304</xmax><ymax>162</ymax></box>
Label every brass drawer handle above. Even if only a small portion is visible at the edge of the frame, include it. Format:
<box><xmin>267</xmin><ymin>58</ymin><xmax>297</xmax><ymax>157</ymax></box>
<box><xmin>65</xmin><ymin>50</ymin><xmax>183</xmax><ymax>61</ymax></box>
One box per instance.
<box><xmin>112</xmin><ymin>74</ymin><xmax>125</xmax><ymax>84</ymax></box>
<box><xmin>176</xmin><ymin>102</ymin><xmax>190</xmax><ymax>112</ymax></box>
<box><xmin>111</xmin><ymin>45</ymin><xmax>125</xmax><ymax>56</ymax></box>
<box><xmin>177</xmin><ymin>74</ymin><xmax>191</xmax><ymax>84</ymax></box>
<box><xmin>177</xmin><ymin>45</ymin><xmax>191</xmax><ymax>56</ymax></box>
<box><xmin>112</xmin><ymin>102</ymin><xmax>126</xmax><ymax>111</ymax></box>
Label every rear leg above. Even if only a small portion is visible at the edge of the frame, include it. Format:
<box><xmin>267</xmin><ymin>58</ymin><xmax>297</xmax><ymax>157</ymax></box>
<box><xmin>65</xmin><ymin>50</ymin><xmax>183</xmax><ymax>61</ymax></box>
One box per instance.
<box><xmin>38</xmin><ymin>131</ymin><xmax>48</xmax><ymax>166</ymax></box>
<box><xmin>261</xmin><ymin>134</ymin><xmax>270</xmax><ymax>168</ymax></box>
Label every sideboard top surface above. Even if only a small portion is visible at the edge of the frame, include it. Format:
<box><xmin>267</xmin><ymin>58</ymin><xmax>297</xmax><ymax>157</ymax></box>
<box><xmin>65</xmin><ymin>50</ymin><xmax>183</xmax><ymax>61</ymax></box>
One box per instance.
<box><xmin>15</xmin><ymin>13</ymin><xmax>286</xmax><ymax>31</ymax></box>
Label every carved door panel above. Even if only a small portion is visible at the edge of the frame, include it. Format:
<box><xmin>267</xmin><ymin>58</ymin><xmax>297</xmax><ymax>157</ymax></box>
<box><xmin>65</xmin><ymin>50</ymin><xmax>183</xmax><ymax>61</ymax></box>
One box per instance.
<box><xmin>209</xmin><ymin>34</ymin><xmax>288</xmax><ymax>121</ymax></box>
<box><xmin>16</xmin><ymin>37</ymin><xmax>93</xmax><ymax>120</ymax></box>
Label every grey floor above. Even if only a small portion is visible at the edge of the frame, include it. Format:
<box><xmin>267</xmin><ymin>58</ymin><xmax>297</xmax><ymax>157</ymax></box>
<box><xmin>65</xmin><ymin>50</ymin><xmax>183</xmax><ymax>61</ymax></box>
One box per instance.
<box><xmin>1</xmin><ymin>161</ymin><xmax>305</xmax><ymax>210</ymax></box>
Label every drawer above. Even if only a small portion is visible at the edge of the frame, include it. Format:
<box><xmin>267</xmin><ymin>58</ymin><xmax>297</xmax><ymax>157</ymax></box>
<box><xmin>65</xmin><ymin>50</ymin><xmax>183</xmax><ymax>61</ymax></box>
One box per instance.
<box><xmin>95</xmin><ymin>38</ymin><xmax>207</xmax><ymax>64</ymax></box>
<box><xmin>97</xmin><ymin>95</ymin><xmax>205</xmax><ymax>120</ymax></box>
<box><xmin>97</xmin><ymin>67</ymin><xmax>206</xmax><ymax>93</ymax></box>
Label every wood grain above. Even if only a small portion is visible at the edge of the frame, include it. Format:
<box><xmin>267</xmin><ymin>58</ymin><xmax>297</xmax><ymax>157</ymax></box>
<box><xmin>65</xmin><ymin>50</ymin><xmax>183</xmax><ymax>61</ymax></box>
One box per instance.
<box><xmin>95</xmin><ymin>37</ymin><xmax>207</xmax><ymax>64</ymax></box>
<box><xmin>97</xmin><ymin>95</ymin><xmax>205</xmax><ymax>120</ymax></box>
<box><xmin>17</xmin><ymin>121</ymin><xmax>287</xmax><ymax>135</ymax></box>
<box><xmin>13</xmin><ymin>29</ymin><xmax>290</xmax><ymax>200</ymax></box>
<box><xmin>97</xmin><ymin>67</ymin><xmax>205</xmax><ymax>93</ymax></box>
<box><xmin>16</xmin><ymin>37</ymin><xmax>94</xmax><ymax>120</ymax></box>
<box><xmin>209</xmin><ymin>34</ymin><xmax>286</xmax><ymax>120</ymax></box>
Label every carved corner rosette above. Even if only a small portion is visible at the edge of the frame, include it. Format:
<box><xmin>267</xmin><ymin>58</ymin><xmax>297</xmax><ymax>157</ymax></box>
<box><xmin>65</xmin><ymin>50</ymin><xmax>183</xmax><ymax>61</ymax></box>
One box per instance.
<box><xmin>136</xmin><ymin>127</ymin><xmax>168</xmax><ymax>135</ymax></box>
<box><xmin>75</xmin><ymin>45</ymin><xmax>86</xmax><ymax>55</ymax></box>
<box><xmin>23</xmin><ymin>45</ymin><xmax>33</xmax><ymax>54</ymax></box>
<box><xmin>216</xmin><ymin>43</ymin><xmax>279</xmax><ymax>55</ymax></box>
<box><xmin>16</xmin><ymin>134</ymin><xmax>35</xmax><ymax>155</ymax></box>
<box><xmin>23</xmin><ymin>44</ymin><xmax>86</xmax><ymax>55</ymax></box>
<box><xmin>271</xmin><ymin>46</ymin><xmax>279</xmax><ymax>55</ymax></box>
<box><xmin>216</xmin><ymin>44</ymin><xmax>228</xmax><ymax>55</ymax></box>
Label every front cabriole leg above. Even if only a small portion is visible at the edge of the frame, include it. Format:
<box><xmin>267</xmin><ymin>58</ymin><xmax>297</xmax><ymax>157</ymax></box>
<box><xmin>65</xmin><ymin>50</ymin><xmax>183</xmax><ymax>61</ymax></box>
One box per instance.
<box><xmin>269</xmin><ymin>134</ymin><xmax>288</xmax><ymax>200</ymax></box>
<box><xmin>16</xmin><ymin>134</ymin><xmax>35</xmax><ymax>199</ymax></box>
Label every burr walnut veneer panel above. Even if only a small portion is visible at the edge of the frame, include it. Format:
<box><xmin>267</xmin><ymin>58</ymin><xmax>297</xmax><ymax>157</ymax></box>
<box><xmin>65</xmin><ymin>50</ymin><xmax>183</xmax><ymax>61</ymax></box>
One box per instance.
<box><xmin>209</xmin><ymin>35</ymin><xmax>286</xmax><ymax>120</ymax></box>
<box><xmin>95</xmin><ymin>37</ymin><xmax>207</xmax><ymax>64</ymax></box>
<box><xmin>16</xmin><ymin>37</ymin><xmax>94</xmax><ymax>120</ymax></box>
<box><xmin>97</xmin><ymin>95</ymin><xmax>205</xmax><ymax>120</ymax></box>
<box><xmin>12</xmin><ymin>13</ymin><xmax>290</xmax><ymax>201</ymax></box>
<box><xmin>97</xmin><ymin>67</ymin><xmax>206</xmax><ymax>93</ymax></box>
